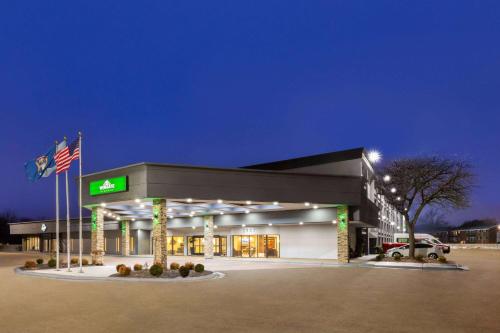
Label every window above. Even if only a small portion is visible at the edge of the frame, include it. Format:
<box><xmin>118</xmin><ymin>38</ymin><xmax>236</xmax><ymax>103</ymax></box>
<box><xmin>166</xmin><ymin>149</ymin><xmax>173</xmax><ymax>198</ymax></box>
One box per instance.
<box><xmin>167</xmin><ymin>236</ymin><xmax>185</xmax><ymax>255</ymax></box>
<box><xmin>232</xmin><ymin>235</ymin><xmax>280</xmax><ymax>258</ymax></box>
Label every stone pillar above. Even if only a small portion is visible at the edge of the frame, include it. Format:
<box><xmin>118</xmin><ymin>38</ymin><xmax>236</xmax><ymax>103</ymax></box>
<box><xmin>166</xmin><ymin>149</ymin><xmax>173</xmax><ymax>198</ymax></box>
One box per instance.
<box><xmin>152</xmin><ymin>199</ymin><xmax>167</xmax><ymax>266</ymax></box>
<box><xmin>91</xmin><ymin>207</ymin><xmax>105</xmax><ymax>265</ymax></box>
<box><xmin>337</xmin><ymin>205</ymin><xmax>349</xmax><ymax>263</ymax></box>
<box><xmin>203</xmin><ymin>215</ymin><xmax>214</xmax><ymax>259</ymax></box>
<box><xmin>121</xmin><ymin>220</ymin><xmax>130</xmax><ymax>256</ymax></box>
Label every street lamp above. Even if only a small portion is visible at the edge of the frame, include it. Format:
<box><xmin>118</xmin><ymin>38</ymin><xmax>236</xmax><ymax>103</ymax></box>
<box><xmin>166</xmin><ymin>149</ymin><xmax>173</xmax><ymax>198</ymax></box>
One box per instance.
<box><xmin>367</xmin><ymin>150</ymin><xmax>382</xmax><ymax>164</ymax></box>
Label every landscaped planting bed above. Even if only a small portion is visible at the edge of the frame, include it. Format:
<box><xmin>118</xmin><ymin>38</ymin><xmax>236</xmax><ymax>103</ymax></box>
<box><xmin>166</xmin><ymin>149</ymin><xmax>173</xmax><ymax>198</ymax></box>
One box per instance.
<box><xmin>109</xmin><ymin>262</ymin><xmax>212</xmax><ymax>279</ymax></box>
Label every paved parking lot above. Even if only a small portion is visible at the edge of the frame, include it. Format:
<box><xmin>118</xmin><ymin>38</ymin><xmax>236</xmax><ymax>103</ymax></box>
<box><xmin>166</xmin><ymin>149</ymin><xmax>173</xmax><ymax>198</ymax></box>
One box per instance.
<box><xmin>1</xmin><ymin>249</ymin><xmax>499</xmax><ymax>333</ymax></box>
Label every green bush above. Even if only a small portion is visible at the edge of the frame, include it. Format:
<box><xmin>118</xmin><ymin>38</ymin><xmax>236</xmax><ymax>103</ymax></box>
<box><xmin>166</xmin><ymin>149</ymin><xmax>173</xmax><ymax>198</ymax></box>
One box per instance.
<box><xmin>194</xmin><ymin>263</ymin><xmax>205</xmax><ymax>273</ymax></box>
<box><xmin>116</xmin><ymin>264</ymin><xmax>126</xmax><ymax>272</ymax></box>
<box><xmin>82</xmin><ymin>258</ymin><xmax>89</xmax><ymax>266</ymax></box>
<box><xmin>375</xmin><ymin>253</ymin><xmax>385</xmax><ymax>261</ymax></box>
<box><xmin>170</xmin><ymin>262</ymin><xmax>180</xmax><ymax>270</ymax></box>
<box><xmin>438</xmin><ymin>256</ymin><xmax>447</xmax><ymax>263</ymax></box>
<box><xmin>70</xmin><ymin>257</ymin><xmax>79</xmax><ymax>265</ymax></box>
<box><xmin>133</xmin><ymin>264</ymin><xmax>143</xmax><ymax>271</ymax></box>
<box><xmin>36</xmin><ymin>258</ymin><xmax>44</xmax><ymax>265</ymax></box>
<box><xmin>149</xmin><ymin>264</ymin><xmax>163</xmax><ymax>277</ymax></box>
<box><xmin>184</xmin><ymin>262</ymin><xmax>195</xmax><ymax>270</ymax></box>
<box><xmin>48</xmin><ymin>258</ymin><xmax>57</xmax><ymax>268</ymax></box>
<box><xmin>119</xmin><ymin>266</ymin><xmax>131</xmax><ymax>276</ymax></box>
<box><xmin>179</xmin><ymin>266</ymin><xmax>190</xmax><ymax>278</ymax></box>
<box><xmin>24</xmin><ymin>261</ymin><xmax>37</xmax><ymax>269</ymax></box>
<box><xmin>393</xmin><ymin>253</ymin><xmax>402</xmax><ymax>261</ymax></box>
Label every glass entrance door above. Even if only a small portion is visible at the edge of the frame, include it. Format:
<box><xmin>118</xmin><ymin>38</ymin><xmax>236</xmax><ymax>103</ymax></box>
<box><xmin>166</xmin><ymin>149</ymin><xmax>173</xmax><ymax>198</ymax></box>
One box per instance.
<box><xmin>188</xmin><ymin>236</ymin><xmax>204</xmax><ymax>255</ymax></box>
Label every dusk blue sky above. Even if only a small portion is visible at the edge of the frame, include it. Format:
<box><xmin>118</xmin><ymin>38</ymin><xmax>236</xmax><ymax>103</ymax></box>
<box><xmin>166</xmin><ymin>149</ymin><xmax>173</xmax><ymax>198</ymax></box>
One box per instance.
<box><xmin>0</xmin><ymin>1</ymin><xmax>498</xmax><ymax>224</ymax></box>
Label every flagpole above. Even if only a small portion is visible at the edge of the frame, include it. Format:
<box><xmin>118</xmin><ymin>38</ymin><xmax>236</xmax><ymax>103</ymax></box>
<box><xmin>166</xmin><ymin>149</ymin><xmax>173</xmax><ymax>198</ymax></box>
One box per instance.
<box><xmin>64</xmin><ymin>137</ymin><xmax>71</xmax><ymax>272</ymax></box>
<box><xmin>78</xmin><ymin>131</ymin><xmax>83</xmax><ymax>273</ymax></box>
<box><xmin>55</xmin><ymin>140</ymin><xmax>60</xmax><ymax>271</ymax></box>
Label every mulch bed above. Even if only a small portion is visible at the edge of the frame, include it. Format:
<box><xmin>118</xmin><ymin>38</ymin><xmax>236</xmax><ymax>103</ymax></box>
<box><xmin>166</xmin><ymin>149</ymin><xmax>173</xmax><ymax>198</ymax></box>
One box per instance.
<box><xmin>110</xmin><ymin>269</ymin><xmax>213</xmax><ymax>279</ymax></box>
<box><xmin>377</xmin><ymin>257</ymin><xmax>455</xmax><ymax>264</ymax></box>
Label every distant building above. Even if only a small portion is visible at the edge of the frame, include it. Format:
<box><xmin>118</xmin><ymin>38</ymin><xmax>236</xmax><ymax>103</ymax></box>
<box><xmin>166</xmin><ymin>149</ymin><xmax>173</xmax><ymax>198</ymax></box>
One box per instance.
<box><xmin>433</xmin><ymin>219</ymin><xmax>499</xmax><ymax>244</ymax></box>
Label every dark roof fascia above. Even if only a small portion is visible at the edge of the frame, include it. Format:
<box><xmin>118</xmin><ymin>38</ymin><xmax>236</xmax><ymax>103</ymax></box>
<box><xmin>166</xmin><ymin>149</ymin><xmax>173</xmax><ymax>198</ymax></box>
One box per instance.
<box><xmin>242</xmin><ymin>147</ymin><xmax>366</xmax><ymax>171</ymax></box>
<box><xmin>81</xmin><ymin>162</ymin><xmax>362</xmax><ymax>180</ymax></box>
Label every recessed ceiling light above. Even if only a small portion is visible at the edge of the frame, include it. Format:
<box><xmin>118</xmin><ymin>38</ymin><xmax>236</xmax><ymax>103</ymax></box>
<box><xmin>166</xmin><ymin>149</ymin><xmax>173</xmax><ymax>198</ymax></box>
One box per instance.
<box><xmin>304</xmin><ymin>202</ymin><xmax>310</xmax><ymax>207</ymax></box>
<box><xmin>268</xmin><ymin>223</ymin><xmax>272</xmax><ymax>226</ymax></box>
<box><xmin>214</xmin><ymin>225</ymin><xmax>218</xmax><ymax>229</ymax></box>
<box><xmin>132</xmin><ymin>218</ymin><xmax>136</xmax><ymax>221</ymax></box>
<box><xmin>217</xmin><ymin>199</ymin><xmax>223</xmax><ymax>204</ymax></box>
<box><xmin>242</xmin><ymin>224</ymin><xmax>246</xmax><ymax>227</ymax></box>
<box><xmin>313</xmin><ymin>205</ymin><xmax>318</xmax><ymax>209</ymax></box>
<box><xmin>100</xmin><ymin>203</ymin><xmax>106</xmax><ymax>207</ymax></box>
<box><xmin>219</xmin><ymin>211</ymin><xmax>224</xmax><ymax>215</ymax></box>
<box><xmin>140</xmin><ymin>204</ymin><xmax>145</xmax><ymax>209</ymax></box>
<box><xmin>390</xmin><ymin>187</ymin><xmax>397</xmax><ymax>193</ymax></box>
<box><xmin>273</xmin><ymin>201</ymin><xmax>279</xmax><ymax>206</ymax></box>
<box><xmin>244</xmin><ymin>210</ymin><xmax>250</xmax><ymax>214</ymax></box>
<box><xmin>332</xmin><ymin>220</ymin><xmax>337</xmax><ymax>224</ymax></box>
<box><xmin>134</xmin><ymin>199</ymin><xmax>141</xmax><ymax>203</ymax></box>
<box><xmin>299</xmin><ymin>221</ymin><xmax>304</xmax><ymax>225</ymax></box>
<box><xmin>116</xmin><ymin>217</ymin><xmax>121</xmax><ymax>221</ymax></box>
<box><xmin>246</xmin><ymin>200</ymin><xmax>252</xmax><ymax>205</ymax></box>
<box><xmin>187</xmin><ymin>198</ymin><xmax>193</xmax><ymax>203</ymax></box>
<box><xmin>383</xmin><ymin>175</ymin><xmax>391</xmax><ymax>182</ymax></box>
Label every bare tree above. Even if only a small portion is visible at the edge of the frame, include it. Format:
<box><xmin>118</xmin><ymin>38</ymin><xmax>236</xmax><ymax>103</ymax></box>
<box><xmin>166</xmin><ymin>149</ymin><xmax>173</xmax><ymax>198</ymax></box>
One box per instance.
<box><xmin>376</xmin><ymin>157</ymin><xmax>474</xmax><ymax>258</ymax></box>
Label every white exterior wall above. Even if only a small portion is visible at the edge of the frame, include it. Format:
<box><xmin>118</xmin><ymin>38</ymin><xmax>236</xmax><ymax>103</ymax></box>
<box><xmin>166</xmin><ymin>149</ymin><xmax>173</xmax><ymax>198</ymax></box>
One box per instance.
<box><xmin>169</xmin><ymin>223</ymin><xmax>338</xmax><ymax>259</ymax></box>
<box><xmin>279</xmin><ymin>224</ymin><xmax>337</xmax><ymax>259</ymax></box>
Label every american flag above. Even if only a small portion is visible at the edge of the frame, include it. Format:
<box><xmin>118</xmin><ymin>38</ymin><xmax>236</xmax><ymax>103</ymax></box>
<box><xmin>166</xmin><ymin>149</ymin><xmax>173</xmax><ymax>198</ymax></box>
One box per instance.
<box><xmin>55</xmin><ymin>137</ymin><xmax>80</xmax><ymax>174</ymax></box>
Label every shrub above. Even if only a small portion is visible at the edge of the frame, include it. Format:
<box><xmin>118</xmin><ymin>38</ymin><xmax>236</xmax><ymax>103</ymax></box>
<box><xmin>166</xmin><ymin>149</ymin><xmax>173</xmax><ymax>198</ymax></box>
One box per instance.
<box><xmin>438</xmin><ymin>256</ymin><xmax>447</xmax><ymax>263</ymax></box>
<box><xmin>119</xmin><ymin>266</ymin><xmax>131</xmax><ymax>276</ymax></box>
<box><xmin>24</xmin><ymin>261</ymin><xmax>37</xmax><ymax>269</ymax></box>
<box><xmin>70</xmin><ymin>257</ymin><xmax>78</xmax><ymax>265</ymax></box>
<box><xmin>184</xmin><ymin>262</ymin><xmax>195</xmax><ymax>270</ymax></box>
<box><xmin>48</xmin><ymin>258</ymin><xmax>57</xmax><ymax>268</ymax></box>
<box><xmin>82</xmin><ymin>258</ymin><xmax>89</xmax><ymax>266</ymax></box>
<box><xmin>179</xmin><ymin>266</ymin><xmax>190</xmax><ymax>278</ymax></box>
<box><xmin>170</xmin><ymin>262</ymin><xmax>180</xmax><ymax>270</ymax></box>
<box><xmin>36</xmin><ymin>258</ymin><xmax>44</xmax><ymax>265</ymax></box>
<box><xmin>149</xmin><ymin>264</ymin><xmax>163</xmax><ymax>277</ymax></box>
<box><xmin>415</xmin><ymin>255</ymin><xmax>424</xmax><ymax>262</ymax></box>
<box><xmin>116</xmin><ymin>264</ymin><xmax>126</xmax><ymax>272</ymax></box>
<box><xmin>393</xmin><ymin>253</ymin><xmax>402</xmax><ymax>261</ymax></box>
<box><xmin>194</xmin><ymin>263</ymin><xmax>205</xmax><ymax>273</ymax></box>
<box><xmin>133</xmin><ymin>264</ymin><xmax>143</xmax><ymax>271</ymax></box>
<box><xmin>375</xmin><ymin>253</ymin><xmax>385</xmax><ymax>261</ymax></box>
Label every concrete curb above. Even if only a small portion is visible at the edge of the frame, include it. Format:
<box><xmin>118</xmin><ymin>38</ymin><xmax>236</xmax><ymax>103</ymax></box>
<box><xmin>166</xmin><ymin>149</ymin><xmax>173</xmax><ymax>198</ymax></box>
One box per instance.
<box><xmin>361</xmin><ymin>262</ymin><xmax>469</xmax><ymax>271</ymax></box>
<box><xmin>15</xmin><ymin>268</ymin><xmax>226</xmax><ymax>283</ymax></box>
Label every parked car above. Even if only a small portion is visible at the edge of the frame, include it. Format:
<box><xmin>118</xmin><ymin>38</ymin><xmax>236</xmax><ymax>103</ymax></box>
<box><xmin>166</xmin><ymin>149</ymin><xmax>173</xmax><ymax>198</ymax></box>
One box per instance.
<box><xmin>386</xmin><ymin>243</ymin><xmax>444</xmax><ymax>259</ymax></box>
<box><xmin>393</xmin><ymin>233</ymin><xmax>451</xmax><ymax>254</ymax></box>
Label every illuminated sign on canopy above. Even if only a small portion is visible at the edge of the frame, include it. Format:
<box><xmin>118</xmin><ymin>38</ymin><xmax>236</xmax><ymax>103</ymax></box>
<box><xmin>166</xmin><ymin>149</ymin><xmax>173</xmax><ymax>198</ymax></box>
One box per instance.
<box><xmin>89</xmin><ymin>176</ymin><xmax>128</xmax><ymax>196</ymax></box>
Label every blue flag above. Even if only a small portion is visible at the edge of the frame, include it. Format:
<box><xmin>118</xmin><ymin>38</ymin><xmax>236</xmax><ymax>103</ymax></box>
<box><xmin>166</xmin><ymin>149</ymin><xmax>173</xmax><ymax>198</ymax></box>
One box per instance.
<box><xmin>24</xmin><ymin>145</ymin><xmax>57</xmax><ymax>182</ymax></box>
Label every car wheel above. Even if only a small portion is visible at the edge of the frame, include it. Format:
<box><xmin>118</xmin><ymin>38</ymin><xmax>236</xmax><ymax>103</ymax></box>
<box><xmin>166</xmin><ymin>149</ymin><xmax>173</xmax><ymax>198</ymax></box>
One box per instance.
<box><xmin>392</xmin><ymin>252</ymin><xmax>401</xmax><ymax>257</ymax></box>
<box><xmin>428</xmin><ymin>253</ymin><xmax>438</xmax><ymax>259</ymax></box>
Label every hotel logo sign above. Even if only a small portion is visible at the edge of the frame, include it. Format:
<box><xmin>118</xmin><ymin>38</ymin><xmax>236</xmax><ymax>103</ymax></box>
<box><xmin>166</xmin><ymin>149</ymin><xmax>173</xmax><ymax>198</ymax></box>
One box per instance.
<box><xmin>90</xmin><ymin>176</ymin><xmax>128</xmax><ymax>196</ymax></box>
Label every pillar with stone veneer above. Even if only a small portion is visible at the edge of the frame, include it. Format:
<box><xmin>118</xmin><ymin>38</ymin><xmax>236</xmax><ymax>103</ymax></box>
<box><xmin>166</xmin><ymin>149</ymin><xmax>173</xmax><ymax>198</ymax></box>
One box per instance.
<box><xmin>203</xmin><ymin>215</ymin><xmax>214</xmax><ymax>259</ymax></box>
<box><xmin>91</xmin><ymin>207</ymin><xmax>105</xmax><ymax>265</ymax></box>
<box><xmin>152</xmin><ymin>199</ymin><xmax>167</xmax><ymax>266</ymax></box>
<box><xmin>337</xmin><ymin>205</ymin><xmax>349</xmax><ymax>263</ymax></box>
<box><xmin>121</xmin><ymin>220</ymin><xmax>130</xmax><ymax>256</ymax></box>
